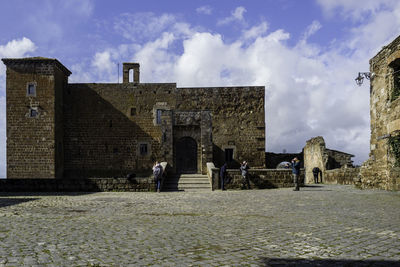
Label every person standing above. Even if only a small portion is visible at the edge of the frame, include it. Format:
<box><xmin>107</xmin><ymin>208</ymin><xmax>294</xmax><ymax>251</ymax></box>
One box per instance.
<box><xmin>312</xmin><ymin>167</ymin><xmax>322</xmax><ymax>183</ymax></box>
<box><xmin>240</xmin><ymin>161</ymin><xmax>250</xmax><ymax>189</ymax></box>
<box><xmin>220</xmin><ymin>163</ymin><xmax>227</xmax><ymax>190</ymax></box>
<box><xmin>292</xmin><ymin>157</ymin><xmax>301</xmax><ymax>191</ymax></box>
<box><xmin>153</xmin><ymin>161</ymin><xmax>163</xmax><ymax>193</ymax></box>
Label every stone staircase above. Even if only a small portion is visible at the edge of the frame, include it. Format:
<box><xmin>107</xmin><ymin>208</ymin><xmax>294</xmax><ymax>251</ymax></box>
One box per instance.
<box><xmin>162</xmin><ymin>174</ymin><xmax>212</xmax><ymax>192</ymax></box>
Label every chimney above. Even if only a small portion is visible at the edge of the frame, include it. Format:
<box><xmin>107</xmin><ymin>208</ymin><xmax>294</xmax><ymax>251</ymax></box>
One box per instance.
<box><xmin>123</xmin><ymin>63</ymin><xmax>140</xmax><ymax>84</ymax></box>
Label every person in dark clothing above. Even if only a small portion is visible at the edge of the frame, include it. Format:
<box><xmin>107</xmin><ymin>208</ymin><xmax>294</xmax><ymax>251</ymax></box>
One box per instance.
<box><xmin>240</xmin><ymin>161</ymin><xmax>250</xmax><ymax>189</ymax></box>
<box><xmin>312</xmin><ymin>167</ymin><xmax>322</xmax><ymax>183</ymax></box>
<box><xmin>220</xmin><ymin>163</ymin><xmax>227</xmax><ymax>190</ymax></box>
<box><xmin>292</xmin><ymin>157</ymin><xmax>301</xmax><ymax>191</ymax></box>
<box><xmin>152</xmin><ymin>161</ymin><xmax>163</xmax><ymax>193</ymax></box>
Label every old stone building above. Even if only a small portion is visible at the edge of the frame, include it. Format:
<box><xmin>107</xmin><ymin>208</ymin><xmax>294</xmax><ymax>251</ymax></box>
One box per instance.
<box><xmin>358</xmin><ymin>35</ymin><xmax>400</xmax><ymax>191</ymax></box>
<box><xmin>303</xmin><ymin>136</ymin><xmax>354</xmax><ymax>184</ymax></box>
<box><xmin>2</xmin><ymin>57</ymin><xmax>265</xmax><ymax>179</ymax></box>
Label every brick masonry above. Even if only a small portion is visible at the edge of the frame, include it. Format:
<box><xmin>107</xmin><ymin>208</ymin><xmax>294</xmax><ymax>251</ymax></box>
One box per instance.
<box><xmin>303</xmin><ymin>136</ymin><xmax>354</xmax><ymax>184</ymax></box>
<box><xmin>359</xmin><ymin>35</ymin><xmax>400</xmax><ymax>191</ymax></box>
<box><xmin>207</xmin><ymin>163</ymin><xmax>304</xmax><ymax>190</ymax></box>
<box><xmin>2</xmin><ymin>57</ymin><xmax>265</xmax><ymax>179</ymax></box>
<box><xmin>3</xmin><ymin>58</ymin><xmax>70</xmax><ymax>179</ymax></box>
<box><xmin>324</xmin><ymin>167</ymin><xmax>360</xmax><ymax>185</ymax></box>
<box><xmin>0</xmin><ymin>177</ymin><xmax>156</xmax><ymax>192</ymax></box>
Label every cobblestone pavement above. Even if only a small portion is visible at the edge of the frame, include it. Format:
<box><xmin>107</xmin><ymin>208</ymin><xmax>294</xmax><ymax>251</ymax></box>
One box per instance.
<box><xmin>0</xmin><ymin>185</ymin><xmax>399</xmax><ymax>266</ymax></box>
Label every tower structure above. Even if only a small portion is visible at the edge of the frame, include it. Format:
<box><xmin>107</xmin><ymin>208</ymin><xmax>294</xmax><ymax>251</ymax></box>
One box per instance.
<box><xmin>2</xmin><ymin>57</ymin><xmax>71</xmax><ymax>178</ymax></box>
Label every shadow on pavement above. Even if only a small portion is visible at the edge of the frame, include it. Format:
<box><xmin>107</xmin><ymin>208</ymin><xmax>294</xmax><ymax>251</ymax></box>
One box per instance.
<box><xmin>0</xmin><ymin>192</ymin><xmax>98</xmax><ymax>197</ymax></box>
<box><xmin>261</xmin><ymin>258</ymin><xmax>400</xmax><ymax>267</ymax></box>
<box><xmin>0</xmin><ymin>197</ymin><xmax>39</xmax><ymax>208</ymax></box>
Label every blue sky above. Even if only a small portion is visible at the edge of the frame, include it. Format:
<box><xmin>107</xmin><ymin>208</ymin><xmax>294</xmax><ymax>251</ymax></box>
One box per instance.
<box><xmin>0</xmin><ymin>0</ymin><xmax>400</xmax><ymax>177</ymax></box>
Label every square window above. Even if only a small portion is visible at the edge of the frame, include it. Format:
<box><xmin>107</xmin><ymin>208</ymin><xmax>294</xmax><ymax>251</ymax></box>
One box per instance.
<box><xmin>140</xmin><ymin>143</ymin><xmax>148</xmax><ymax>156</ymax></box>
<box><xmin>156</xmin><ymin>109</ymin><xmax>162</xmax><ymax>124</ymax></box>
<box><xmin>29</xmin><ymin>108</ymin><xmax>38</xmax><ymax>118</ymax></box>
<box><xmin>130</xmin><ymin>107</ymin><xmax>136</xmax><ymax>116</ymax></box>
<box><xmin>27</xmin><ymin>83</ymin><xmax>36</xmax><ymax>96</ymax></box>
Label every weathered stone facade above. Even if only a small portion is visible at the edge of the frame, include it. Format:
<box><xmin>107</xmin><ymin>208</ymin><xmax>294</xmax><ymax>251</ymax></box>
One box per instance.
<box><xmin>206</xmin><ymin>162</ymin><xmax>304</xmax><ymax>190</ymax></box>
<box><xmin>3</xmin><ymin>58</ymin><xmax>265</xmax><ymax>178</ymax></box>
<box><xmin>3</xmin><ymin>58</ymin><xmax>70</xmax><ymax>179</ymax></box>
<box><xmin>303</xmin><ymin>136</ymin><xmax>354</xmax><ymax>184</ymax></box>
<box><xmin>359</xmin><ymin>35</ymin><xmax>400</xmax><ymax>191</ymax></box>
<box><xmin>325</xmin><ymin>167</ymin><xmax>360</xmax><ymax>185</ymax></box>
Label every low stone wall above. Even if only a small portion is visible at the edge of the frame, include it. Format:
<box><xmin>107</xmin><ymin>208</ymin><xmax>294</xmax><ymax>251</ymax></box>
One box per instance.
<box><xmin>211</xmin><ymin>168</ymin><xmax>304</xmax><ymax>190</ymax></box>
<box><xmin>0</xmin><ymin>177</ymin><xmax>156</xmax><ymax>192</ymax></box>
<box><xmin>324</xmin><ymin>167</ymin><xmax>360</xmax><ymax>185</ymax></box>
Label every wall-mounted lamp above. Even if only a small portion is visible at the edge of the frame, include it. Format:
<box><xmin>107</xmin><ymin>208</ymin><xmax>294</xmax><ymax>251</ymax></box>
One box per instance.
<box><xmin>355</xmin><ymin>72</ymin><xmax>373</xmax><ymax>86</ymax></box>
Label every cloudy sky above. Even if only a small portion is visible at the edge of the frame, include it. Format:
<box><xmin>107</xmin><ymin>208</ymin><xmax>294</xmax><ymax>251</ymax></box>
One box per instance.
<box><xmin>0</xmin><ymin>0</ymin><xmax>399</xmax><ymax>177</ymax></box>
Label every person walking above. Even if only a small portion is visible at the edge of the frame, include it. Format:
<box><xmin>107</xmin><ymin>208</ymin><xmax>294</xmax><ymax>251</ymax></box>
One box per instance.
<box><xmin>240</xmin><ymin>161</ymin><xmax>250</xmax><ymax>189</ymax></box>
<box><xmin>292</xmin><ymin>157</ymin><xmax>301</xmax><ymax>191</ymax></box>
<box><xmin>312</xmin><ymin>167</ymin><xmax>322</xmax><ymax>183</ymax></box>
<box><xmin>220</xmin><ymin>163</ymin><xmax>227</xmax><ymax>190</ymax></box>
<box><xmin>152</xmin><ymin>161</ymin><xmax>163</xmax><ymax>193</ymax></box>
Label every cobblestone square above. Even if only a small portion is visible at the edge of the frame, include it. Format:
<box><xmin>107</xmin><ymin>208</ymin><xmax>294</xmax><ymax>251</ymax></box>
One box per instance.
<box><xmin>0</xmin><ymin>185</ymin><xmax>399</xmax><ymax>266</ymax></box>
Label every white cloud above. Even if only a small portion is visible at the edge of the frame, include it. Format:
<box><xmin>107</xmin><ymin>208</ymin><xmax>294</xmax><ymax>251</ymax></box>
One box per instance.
<box><xmin>316</xmin><ymin>0</ymin><xmax>398</xmax><ymax>21</ymax></box>
<box><xmin>92</xmin><ymin>51</ymin><xmax>114</xmax><ymax>74</ymax></box>
<box><xmin>62</xmin><ymin>0</ymin><xmax>94</xmax><ymax>17</ymax></box>
<box><xmin>0</xmin><ymin>37</ymin><xmax>36</xmax><ymax>178</ymax></box>
<box><xmin>242</xmin><ymin>22</ymin><xmax>269</xmax><ymax>40</ymax></box>
<box><xmin>196</xmin><ymin>5</ymin><xmax>213</xmax><ymax>15</ymax></box>
<box><xmin>0</xmin><ymin>37</ymin><xmax>36</xmax><ymax>59</ymax></box>
<box><xmin>302</xmin><ymin>20</ymin><xmax>322</xmax><ymax>41</ymax></box>
<box><xmin>217</xmin><ymin>6</ymin><xmax>247</xmax><ymax>26</ymax></box>
<box><xmin>114</xmin><ymin>13</ymin><xmax>177</xmax><ymax>42</ymax></box>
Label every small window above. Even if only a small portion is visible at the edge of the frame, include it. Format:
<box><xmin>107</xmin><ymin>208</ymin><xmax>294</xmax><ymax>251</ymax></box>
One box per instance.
<box><xmin>225</xmin><ymin>148</ymin><xmax>234</xmax><ymax>162</ymax></box>
<box><xmin>393</xmin><ymin>67</ymin><xmax>400</xmax><ymax>100</ymax></box>
<box><xmin>140</xmin><ymin>144</ymin><xmax>148</xmax><ymax>156</ymax></box>
<box><xmin>129</xmin><ymin>69</ymin><xmax>134</xmax><ymax>83</ymax></box>
<box><xmin>27</xmin><ymin>83</ymin><xmax>36</xmax><ymax>97</ymax></box>
<box><xmin>390</xmin><ymin>59</ymin><xmax>400</xmax><ymax>101</ymax></box>
<box><xmin>156</xmin><ymin>109</ymin><xmax>162</xmax><ymax>124</ymax></box>
<box><xmin>29</xmin><ymin>108</ymin><xmax>38</xmax><ymax>118</ymax></box>
<box><xmin>130</xmin><ymin>108</ymin><xmax>136</xmax><ymax>116</ymax></box>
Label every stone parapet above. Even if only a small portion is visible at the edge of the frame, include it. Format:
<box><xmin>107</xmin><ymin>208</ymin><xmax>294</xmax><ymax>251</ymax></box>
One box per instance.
<box><xmin>324</xmin><ymin>167</ymin><xmax>360</xmax><ymax>185</ymax></box>
<box><xmin>0</xmin><ymin>177</ymin><xmax>156</xmax><ymax>192</ymax></box>
<box><xmin>212</xmin><ymin>168</ymin><xmax>304</xmax><ymax>190</ymax></box>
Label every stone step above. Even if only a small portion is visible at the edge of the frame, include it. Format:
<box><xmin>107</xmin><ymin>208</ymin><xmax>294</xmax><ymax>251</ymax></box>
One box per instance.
<box><xmin>162</xmin><ymin>174</ymin><xmax>211</xmax><ymax>192</ymax></box>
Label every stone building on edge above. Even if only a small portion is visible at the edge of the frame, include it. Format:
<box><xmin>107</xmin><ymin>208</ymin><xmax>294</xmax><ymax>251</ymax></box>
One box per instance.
<box><xmin>358</xmin><ymin>35</ymin><xmax>400</xmax><ymax>191</ymax></box>
<box><xmin>2</xmin><ymin>57</ymin><xmax>265</xmax><ymax>179</ymax></box>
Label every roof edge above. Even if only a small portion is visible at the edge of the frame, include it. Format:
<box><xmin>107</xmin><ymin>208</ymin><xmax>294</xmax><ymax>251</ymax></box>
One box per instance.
<box><xmin>1</xmin><ymin>57</ymin><xmax>72</xmax><ymax>76</ymax></box>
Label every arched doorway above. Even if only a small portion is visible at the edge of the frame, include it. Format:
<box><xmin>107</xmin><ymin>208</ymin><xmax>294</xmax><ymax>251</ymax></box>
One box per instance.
<box><xmin>176</xmin><ymin>137</ymin><xmax>197</xmax><ymax>173</ymax></box>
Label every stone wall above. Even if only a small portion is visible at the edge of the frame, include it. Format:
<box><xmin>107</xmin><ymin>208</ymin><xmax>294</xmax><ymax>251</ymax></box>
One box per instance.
<box><xmin>324</xmin><ymin>167</ymin><xmax>360</xmax><ymax>185</ymax></box>
<box><xmin>325</xmin><ymin>149</ymin><xmax>353</xmax><ymax>169</ymax></box>
<box><xmin>209</xmin><ymin>167</ymin><xmax>304</xmax><ymax>190</ymax></box>
<box><xmin>63</xmin><ymin>83</ymin><xmax>265</xmax><ymax>177</ymax></box>
<box><xmin>303</xmin><ymin>136</ymin><xmax>354</xmax><ymax>184</ymax></box>
<box><xmin>63</xmin><ymin>83</ymin><xmax>172</xmax><ymax>178</ymax></box>
<box><xmin>3</xmin><ymin>57</ymin><xmax>265</xmax><ymax>179</ymax></box>
<box><xmin>176</xmin><ymin>87</ymin><xmax>265</xmax><ymax>169</ymax></box>
<box><xmin>359</xmin><ymin>35</ymin><xmax>400</xmax><ymax>191</ymax></box>
<box><xmin>303</xmin><ymin>137</ymin><xmax>327</xmax><ymax>184</ymax></box>
<box><xmin>0</xmin><ymin>177</ymin><xmax>156</xmax><ymax>192</ymax></box>
<box><xmin>2</xmin><ymin>58</ymin><xmax>71</xmax><ymax>178</ymax></box>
